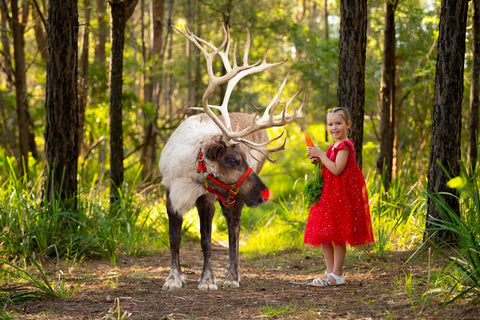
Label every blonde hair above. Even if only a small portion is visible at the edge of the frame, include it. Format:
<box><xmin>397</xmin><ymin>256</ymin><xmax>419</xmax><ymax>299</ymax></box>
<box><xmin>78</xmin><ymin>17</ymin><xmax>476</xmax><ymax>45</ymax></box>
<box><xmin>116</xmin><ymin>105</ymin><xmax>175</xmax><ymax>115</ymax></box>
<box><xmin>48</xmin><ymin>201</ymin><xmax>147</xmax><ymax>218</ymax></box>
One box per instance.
<box><xmin>328</xmin><ymin>107</ymin><xmax>351</xmax><ymax>123</ymax></box>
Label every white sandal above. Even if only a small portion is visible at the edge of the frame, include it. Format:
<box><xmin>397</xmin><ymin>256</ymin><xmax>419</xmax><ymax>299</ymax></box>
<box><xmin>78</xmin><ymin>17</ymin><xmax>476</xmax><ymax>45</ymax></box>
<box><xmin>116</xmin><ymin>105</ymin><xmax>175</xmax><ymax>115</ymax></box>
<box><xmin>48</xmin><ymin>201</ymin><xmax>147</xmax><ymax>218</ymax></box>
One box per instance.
<box><xmin>311</xmin><ymin>272</ymin><xmax>330</xmax><ymax>286</ymax></box>
<box><xmin>312</xmin><ymin>273</ymin><xmax>345</xmax><ymax>287</ymax></box>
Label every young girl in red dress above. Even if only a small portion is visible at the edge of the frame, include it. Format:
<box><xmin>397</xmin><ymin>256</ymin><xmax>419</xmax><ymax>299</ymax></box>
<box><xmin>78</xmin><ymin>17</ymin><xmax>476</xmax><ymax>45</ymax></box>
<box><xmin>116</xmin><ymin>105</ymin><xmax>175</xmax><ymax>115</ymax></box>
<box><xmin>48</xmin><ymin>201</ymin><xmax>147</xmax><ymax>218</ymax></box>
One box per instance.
<box><xmin>305</xmin><ymin>107</ymin><xmax>374</xmax><ymax>286</ymax></box>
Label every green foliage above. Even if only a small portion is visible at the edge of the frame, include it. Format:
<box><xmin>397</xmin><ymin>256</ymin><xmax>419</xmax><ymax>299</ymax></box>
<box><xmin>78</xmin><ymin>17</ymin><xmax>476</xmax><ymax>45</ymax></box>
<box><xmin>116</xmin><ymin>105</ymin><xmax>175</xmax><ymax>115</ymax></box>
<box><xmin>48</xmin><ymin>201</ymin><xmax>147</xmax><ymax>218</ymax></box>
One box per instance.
<box><xmin>259</xmin><ymin>304</ymin><xmax>296</xmax><ymax>318</ymax></box>
<box><xmin>241</xmin><ymin>197</ymin><xmax>308</xmax><ymax>256</ymax></box>
<box><xmin>0</xmin><ymin>251</ymin><xmax>83</xmax><ymax>304</ymax></box>
<box><xmin>0</xmin><ymin>157</ymin><xmax>169</xmax><ymax>263</ymax></box>
<box><xmin>303</xmin><ymin>162</ymin><xmax>323</xmax><ymax>207</ymax></box>
<box><xmin>102</xmin><ymin>297</ymin><xmax>131</xmax><ymax>320</ymax></box>
<box><xmin>369</xmin><ymin>168</ymin><xmax>426</xmax><ymax>256</ymax></box>
<box><xmin>424</xmin><ymin>167</ymin><xmax>480</xmax><ymax>304</ymax></box>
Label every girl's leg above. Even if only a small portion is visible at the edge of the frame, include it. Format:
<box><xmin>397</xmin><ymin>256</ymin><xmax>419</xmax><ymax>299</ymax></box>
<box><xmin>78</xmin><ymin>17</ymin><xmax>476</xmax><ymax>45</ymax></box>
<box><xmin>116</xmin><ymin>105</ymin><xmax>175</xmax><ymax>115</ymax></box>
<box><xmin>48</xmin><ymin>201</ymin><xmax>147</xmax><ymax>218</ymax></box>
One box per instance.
<box><xmin>321</xmin><ymin>243</ymin><xmax>334</xmax><ymax>274</ymax></box>
<box><xmin>331</xmin><ymin>244</ymin><xmax>346</xmax><ymax>279</ymax></box>
<box><xmin>312</xmin><ymin>243</ymin><xmax>346</xmax><ymax>286</ymax></box>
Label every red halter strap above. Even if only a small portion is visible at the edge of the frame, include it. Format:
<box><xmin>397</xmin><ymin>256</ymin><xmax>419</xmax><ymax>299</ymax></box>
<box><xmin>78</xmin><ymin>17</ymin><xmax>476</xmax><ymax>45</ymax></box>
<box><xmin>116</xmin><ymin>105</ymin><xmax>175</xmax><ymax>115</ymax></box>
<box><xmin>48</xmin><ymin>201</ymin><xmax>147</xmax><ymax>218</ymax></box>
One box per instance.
<box><xmin>197</xmin><ymin>152</ymin><xmax>254</xmax><ymax>207</ymax></box>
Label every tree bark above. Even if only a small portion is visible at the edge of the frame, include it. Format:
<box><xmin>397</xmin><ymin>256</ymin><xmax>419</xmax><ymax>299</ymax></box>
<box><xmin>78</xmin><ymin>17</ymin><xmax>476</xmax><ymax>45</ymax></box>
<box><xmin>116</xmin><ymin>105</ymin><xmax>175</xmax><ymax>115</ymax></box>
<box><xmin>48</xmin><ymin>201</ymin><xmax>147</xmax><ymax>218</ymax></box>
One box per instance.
<box><xmin>337</xmin><ymin>0</ymin><xmax>367</xmax><ymax>167</ymax></box>
<box><xmin>108</xmin><ymin>0</ymin><xmax>138</xmax><ymax>204</ymax></box>
<box><xmin>12</xmin><ymin>0</ymin><xmax>38</xmax><ymax>176</ymax></box>
<box><xmin>43</xmin><ymin>0</ymin><xmax>79</xmax><ymax>211</ymax></box>
<box><xmin>469</xmin><ymin>0</ymin><xmax>480</xmax><ymax>173</ymax></box>
<box><xmin>323</xmin><ymin>0</ymin><xmax>330</xmax><ymax>142</ymax></box>
<box><xmin>140</xmin><ymin>0</ymin><xmax>164</xmax><ymax>181</ymax></box>
<box><xmin>187</xmin><ymin>0</ymin><xmax>201</xmax><ymax>112</ymax></box>
<box><xmin>0</xmin><ymin>1</ymin><xmax>14</xmax><ymax>88</ymax></box>
<box><xmin>78</xmin><ymin>0</ymin><xmax>91</xmax><ymax>154</ymax></box>
<box><xmin>376</xmin><ymin>0</ymin><xmax>398</xmax><ymax>189</ymax></box>
<box><xmin>95</xmin><ymin>0</ymin><xmax>108</xmax><ymax>63</ymax></box>
<box><xmin>425</xmin><ymin>0</ymin><xmax>468</xmax><ymax>244</ymax></box>
<box><xmin>32</xmin><ymin>0</ymin><xmax>47</xmax><ymax>61</ymax></box>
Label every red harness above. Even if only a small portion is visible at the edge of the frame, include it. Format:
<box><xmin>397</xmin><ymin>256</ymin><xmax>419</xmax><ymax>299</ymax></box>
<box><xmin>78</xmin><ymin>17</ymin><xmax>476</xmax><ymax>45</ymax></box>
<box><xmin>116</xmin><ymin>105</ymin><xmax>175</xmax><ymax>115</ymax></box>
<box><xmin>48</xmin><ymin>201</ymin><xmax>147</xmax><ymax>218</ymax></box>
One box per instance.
<box><xmin>197</xmin><ymin>152</ymin><xmax>253</xmax><ymax>207</ymax></box>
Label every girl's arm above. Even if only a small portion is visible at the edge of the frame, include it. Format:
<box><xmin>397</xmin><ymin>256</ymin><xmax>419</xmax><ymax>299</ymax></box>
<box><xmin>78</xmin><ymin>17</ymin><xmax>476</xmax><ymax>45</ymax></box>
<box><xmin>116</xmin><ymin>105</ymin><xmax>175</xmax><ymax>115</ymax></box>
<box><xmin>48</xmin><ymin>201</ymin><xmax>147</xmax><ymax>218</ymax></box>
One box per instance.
<box><xmin>307</xmin><ymin>146</ymin><xmax>349</xmax><ymax>176</ymax></box>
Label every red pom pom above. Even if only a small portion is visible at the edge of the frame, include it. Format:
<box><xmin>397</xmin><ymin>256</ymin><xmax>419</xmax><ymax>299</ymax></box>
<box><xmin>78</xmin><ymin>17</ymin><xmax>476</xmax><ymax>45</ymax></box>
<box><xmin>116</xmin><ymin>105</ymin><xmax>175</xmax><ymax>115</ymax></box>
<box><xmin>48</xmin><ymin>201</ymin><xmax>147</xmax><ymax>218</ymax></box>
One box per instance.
<box><xmin>261</xmin><ymin>188</ymin><xmax>272</xmax><ymax>201</ymax></box>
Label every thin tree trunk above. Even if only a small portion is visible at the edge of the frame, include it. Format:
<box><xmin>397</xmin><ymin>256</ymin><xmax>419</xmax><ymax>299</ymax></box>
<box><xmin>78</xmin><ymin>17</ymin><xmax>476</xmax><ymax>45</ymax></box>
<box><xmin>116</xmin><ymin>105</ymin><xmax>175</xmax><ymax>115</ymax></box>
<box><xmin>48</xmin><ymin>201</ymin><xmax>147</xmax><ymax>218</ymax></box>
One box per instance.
<box><xmin>186</xmin><ymin>0</ymin><xmax>195</xmax><ymax>108</ymax></box>
<box><xmin>0</xmin><ymin>1</ymin><xmax>14</xmax><ymax>88</ymax></box>
<box><xmin>185</xmin><ymin>0</ymin><xmax>202</xmax><ymax>115</ymax></box>
<box><xmin>12</xmin><ymin>0</ymin><xmax>38</xmax><ymax>176</ymax></box>
<box><xmin>32</xmin><ymin>0</ymin><xmax>47</xmax><ymax>61</ymax></box>
<box><xmin>0</xmin><ymin>94</ymin><xmax>17</xmax><ymax>158</ymax></box>
<box><xmin>43</xmin><ymin>0</ymin><xmax>79</xmax><ymax>211</ymax></box>
<box><xmin>95</xmin><ymin>0</ymin><xmax>108</xmax><ymax>63</ymax></box>
<box><xmin>425</xmin><ymin>0</ymin><xmax>468</xmax><ymax>245</ymax></box>
<box><xmin>376</xmin><ymin>0</ymin><xmax>397</xmax><ymax>189</ymax></box>
<box><xmin>78</xmin><ymin>0</ymin><xmax>91</xmax><ymax>154</ymax></box>
<box><xmin>337</xmin><ymin>0</ymin><xmax>367</xmax><ymax>167</ymax></box>
<box><xmin>165</xmin><ymin>1</ymin><xmax>174</xmax><ymax>117</ymax></box>
<box><xmin>140</xmin><ymin>0</ymin><xmax>164</xmax><ymax>181</ymax></box>
<box><xmin>323</xmin><ymin>0</ymin><xmax>329</xmax><ymax>142</ymax></box>
<box><xmin>108</xmin><ymin>0</ymin><xmax>138</xmax><ymax>204</ymax></box>
<box><xmin>469</xmin><ymin>0</ymin><xmax>480</xmax><ymax>173</ymax></box>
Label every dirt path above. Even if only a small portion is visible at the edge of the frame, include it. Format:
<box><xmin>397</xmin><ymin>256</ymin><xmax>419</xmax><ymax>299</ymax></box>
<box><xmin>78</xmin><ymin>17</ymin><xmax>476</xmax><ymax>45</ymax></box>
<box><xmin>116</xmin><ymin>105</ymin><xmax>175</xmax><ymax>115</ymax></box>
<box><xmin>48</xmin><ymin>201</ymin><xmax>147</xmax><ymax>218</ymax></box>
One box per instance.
<box><xmin>11</xmin><ymin>242</ymin><xmax>480</xmax><ymax>319</ymax></box>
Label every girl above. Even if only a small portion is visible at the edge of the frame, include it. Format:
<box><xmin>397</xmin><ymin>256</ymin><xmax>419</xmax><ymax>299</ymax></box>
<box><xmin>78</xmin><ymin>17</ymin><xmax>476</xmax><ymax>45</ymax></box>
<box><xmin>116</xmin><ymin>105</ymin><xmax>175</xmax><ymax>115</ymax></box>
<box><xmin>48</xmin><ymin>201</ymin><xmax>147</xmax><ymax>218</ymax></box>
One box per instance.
<box><xmin>305</xmin><ymin>107</ymin><xmax>374</xmax><ymax>286</ymax></box>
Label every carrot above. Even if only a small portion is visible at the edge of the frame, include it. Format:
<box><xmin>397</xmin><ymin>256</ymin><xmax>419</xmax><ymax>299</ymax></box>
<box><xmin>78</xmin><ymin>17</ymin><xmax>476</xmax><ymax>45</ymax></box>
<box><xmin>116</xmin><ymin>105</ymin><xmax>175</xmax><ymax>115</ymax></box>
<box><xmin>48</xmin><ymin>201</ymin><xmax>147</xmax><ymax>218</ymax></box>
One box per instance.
<box><xmin>304</xmin><ymin>131</ymin><xmax>319</xmax><ymax>162</ymax></box>
<box><xmin>304</xmin><ymin>131</ymin><xmax>315</xmax><ymax>147</ymax></box>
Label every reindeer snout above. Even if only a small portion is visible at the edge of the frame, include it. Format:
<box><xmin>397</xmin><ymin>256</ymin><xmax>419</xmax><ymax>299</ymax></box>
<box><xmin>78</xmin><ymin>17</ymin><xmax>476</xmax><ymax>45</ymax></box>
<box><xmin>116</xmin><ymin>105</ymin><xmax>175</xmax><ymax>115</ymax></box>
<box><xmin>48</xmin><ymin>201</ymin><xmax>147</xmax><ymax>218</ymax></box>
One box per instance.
<box><xmin>261</xmin><ymin>188</ymin><xmax>272</xmax><ymax>202</ymax></box>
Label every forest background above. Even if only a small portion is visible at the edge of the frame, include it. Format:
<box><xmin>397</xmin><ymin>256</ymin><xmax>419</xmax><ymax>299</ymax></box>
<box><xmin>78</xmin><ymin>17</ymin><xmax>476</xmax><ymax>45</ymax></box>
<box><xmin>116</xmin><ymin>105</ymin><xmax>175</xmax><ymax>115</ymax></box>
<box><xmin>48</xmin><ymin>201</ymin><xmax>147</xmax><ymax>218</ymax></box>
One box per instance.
<box><xmin>1</xmin><ymin>0</ymin><xmax>480</xmax><ymax>318</ymax></box>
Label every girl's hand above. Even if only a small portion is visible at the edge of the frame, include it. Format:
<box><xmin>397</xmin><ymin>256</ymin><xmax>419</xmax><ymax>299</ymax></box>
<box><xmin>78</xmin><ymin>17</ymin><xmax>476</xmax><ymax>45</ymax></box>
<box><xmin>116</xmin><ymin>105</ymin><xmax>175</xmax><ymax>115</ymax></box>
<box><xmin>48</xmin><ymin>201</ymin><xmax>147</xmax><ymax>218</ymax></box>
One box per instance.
<box><xmin>307</xmin><ymin>146</ymin><xmax>321</xmax><ymax>162</ymax></box>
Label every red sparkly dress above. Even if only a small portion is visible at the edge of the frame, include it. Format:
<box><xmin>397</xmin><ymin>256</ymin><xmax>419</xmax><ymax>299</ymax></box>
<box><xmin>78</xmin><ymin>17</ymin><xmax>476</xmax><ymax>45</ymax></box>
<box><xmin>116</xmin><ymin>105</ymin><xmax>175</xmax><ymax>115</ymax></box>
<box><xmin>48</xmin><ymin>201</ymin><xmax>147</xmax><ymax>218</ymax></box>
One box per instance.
<box><xmin>304</xmin><ymin>139</ymin><xmax>374</xmax><ymax>247</ymax></box>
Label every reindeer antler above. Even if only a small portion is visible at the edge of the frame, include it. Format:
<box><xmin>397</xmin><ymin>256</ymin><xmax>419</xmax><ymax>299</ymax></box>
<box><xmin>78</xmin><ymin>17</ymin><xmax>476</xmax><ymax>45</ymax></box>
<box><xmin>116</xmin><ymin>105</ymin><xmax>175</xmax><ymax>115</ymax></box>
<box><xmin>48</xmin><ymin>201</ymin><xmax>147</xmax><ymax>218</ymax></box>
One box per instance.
<box><xmin>174</xmin><ymin>25</ymin><xmax>306</xmax><ymax>162</ymax></box>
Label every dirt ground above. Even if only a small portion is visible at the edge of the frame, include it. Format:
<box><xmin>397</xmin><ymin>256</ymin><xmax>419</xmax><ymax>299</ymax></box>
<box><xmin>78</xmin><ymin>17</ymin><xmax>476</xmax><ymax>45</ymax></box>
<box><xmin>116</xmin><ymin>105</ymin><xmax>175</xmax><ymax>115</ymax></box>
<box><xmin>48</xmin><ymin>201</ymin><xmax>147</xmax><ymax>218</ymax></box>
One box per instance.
<box><xmin>7</xmin><ymin>241</ymin><xmax>480</xmax><ymax>320</ymax></box>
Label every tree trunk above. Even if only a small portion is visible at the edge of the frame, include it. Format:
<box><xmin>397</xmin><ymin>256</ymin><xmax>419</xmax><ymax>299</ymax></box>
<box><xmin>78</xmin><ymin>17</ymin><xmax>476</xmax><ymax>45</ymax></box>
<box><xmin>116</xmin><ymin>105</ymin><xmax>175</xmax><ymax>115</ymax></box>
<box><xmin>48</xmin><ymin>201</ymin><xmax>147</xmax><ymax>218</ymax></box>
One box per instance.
<box><xmin>165</xmin><ymin>0</ymin><xmax>175</xmax><ymax>117</ymax></box>
<box><xmin>425</xmin><ymin>0</ymin><xmax>468</xmax><ymax>245</ymax></box>
<box><xmin>469</xmin><ymin>0</ymin><xmax>480</xmax><ymax>173</ymax></box>
<box><xmin>32</xmin><ymin>0</ymin><xmax>47</xmax><ymax>61</ymax></box>
<box><xmin>95</xmin><ymin>0</ymin><xmax>108</xmax><ymax>63</ymax></box>
<box><xmin>108</xmin><ymin>0</ymin><xmax>138</xmax><ymax>204</ymax></box>
<box><xmin>323</xmin><ymin>0</ymin><xmax>330</xmax><ymax>142</ymax></box>
<box><xmin>43</xmin><ymin>0</ymin><xmax>79</xmax><ymax>211</ymax></box>
<box><xmin>0</xmin><ymin>2</ymin><xmax>14</xmax><ymax>88</ymax></box>
<box><xmin>376</xmin><ymin>0</ymin><xmax>398</xmax><ymax>189</ymax></box>
<box><xmin>12</xmin><ymin>0</ymin><xmax>38</xmax><ymax>176</ymax></box>
<box><xmin>187</xmin><ymin>0</ymin><xmax>201</xmax><ymax>112</ymax></box>
<box><xmin>337</xmin><ymin>0</ymin><xmax>367</xmax><ymax>167</ymax></box>
<box><xmin>140</xmin><ymin>0</ymin><xmax>164</xmax><ymax>181</ymax></box>
<box><xmin>78</xmin><ymin>0</ymin><xmax>91</xmax><ymax>154</ymax></box>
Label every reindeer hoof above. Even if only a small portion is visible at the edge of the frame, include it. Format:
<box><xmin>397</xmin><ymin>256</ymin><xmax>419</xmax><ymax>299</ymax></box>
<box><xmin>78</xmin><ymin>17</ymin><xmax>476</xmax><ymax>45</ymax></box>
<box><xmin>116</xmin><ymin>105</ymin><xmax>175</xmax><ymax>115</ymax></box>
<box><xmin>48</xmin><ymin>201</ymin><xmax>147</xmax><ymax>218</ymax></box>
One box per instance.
<box><xmin>223</xmin><ymin>278</ymin><xmax>240</xmax><ymax>288</ymax></box>
<box><xmin>198</xmin><ymin>281</ymin><xmax>218</xmax><ymax>290</ymax></box>
<box><xmin>198</xmin><ymin>271</ymin><xmax>218</xmax><ymax>290</ymax></box>
<box><xmin>162</xmin><ymin>271</ymin><xmax>186</xmax><ymax>290</ymax></box>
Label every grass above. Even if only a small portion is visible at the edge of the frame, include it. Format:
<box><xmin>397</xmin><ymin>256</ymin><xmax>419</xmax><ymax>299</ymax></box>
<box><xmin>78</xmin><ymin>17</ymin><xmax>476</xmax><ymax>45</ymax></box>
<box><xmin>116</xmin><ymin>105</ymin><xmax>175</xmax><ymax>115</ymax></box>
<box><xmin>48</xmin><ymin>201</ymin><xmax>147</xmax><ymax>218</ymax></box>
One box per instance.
<box><xmin>259</xmin><ymin>304</ymin><xmax>297</xmax><ymax>318</ymax></box>
<box><xmin>0</xmin><ymin>251</ymin><xmax>83</xmax><ymax>304</ymax></box>
<box><xmin>423</xmin><ymin>166</ymin><xmax>480</xmax><ymax>305</ymax></box>
<box><xmin>102</xmin><ymin>297</ymin><xmax>131</xmax><ymax>320</ymax></box>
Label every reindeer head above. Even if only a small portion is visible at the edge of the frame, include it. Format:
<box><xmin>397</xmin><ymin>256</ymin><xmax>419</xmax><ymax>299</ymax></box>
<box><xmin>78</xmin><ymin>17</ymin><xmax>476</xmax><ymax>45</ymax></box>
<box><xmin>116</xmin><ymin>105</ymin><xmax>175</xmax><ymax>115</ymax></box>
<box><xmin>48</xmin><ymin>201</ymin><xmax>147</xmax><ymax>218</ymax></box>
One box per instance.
<box><xmin>201</xmin><ymin>136</ymin><xmax>271</xmax><ymax>208</ymax></box>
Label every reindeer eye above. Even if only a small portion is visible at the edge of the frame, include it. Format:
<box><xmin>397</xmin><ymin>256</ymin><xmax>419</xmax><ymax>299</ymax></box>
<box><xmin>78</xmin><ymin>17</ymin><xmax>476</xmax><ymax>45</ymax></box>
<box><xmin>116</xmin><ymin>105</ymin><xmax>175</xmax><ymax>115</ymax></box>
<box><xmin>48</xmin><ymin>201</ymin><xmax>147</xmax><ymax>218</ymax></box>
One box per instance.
<box><xmin>225</xmin><ymin>155</ymin><xmax>240</xmax><ymax>167</ymax></box>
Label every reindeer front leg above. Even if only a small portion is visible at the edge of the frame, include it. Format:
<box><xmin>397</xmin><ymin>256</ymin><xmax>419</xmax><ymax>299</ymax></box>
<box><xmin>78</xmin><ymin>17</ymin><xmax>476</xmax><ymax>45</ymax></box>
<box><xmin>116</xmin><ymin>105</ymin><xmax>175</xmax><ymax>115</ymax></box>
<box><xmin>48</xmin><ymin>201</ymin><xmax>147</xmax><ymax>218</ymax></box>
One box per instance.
<box><xmin>196</xmin><ymin>194</ymin><xmax>218</xmax><ymax>290</ymax></box>
<box><xmin>221</xmin><ymin>201</ymin><xmax>243</xmax><ymax>288</ymax></box>
<box><xmin>163</xmin><ymin>190</ymin><xmax>186</xmax><ymax>290</ymax></box>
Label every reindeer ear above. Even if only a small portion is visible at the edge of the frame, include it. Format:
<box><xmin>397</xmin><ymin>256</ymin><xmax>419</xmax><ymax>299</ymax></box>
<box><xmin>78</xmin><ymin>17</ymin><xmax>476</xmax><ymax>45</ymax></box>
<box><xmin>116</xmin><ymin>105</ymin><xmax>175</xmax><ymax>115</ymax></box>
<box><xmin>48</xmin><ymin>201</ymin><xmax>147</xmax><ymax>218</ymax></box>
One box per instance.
<box><xmin>205</xmin><ymin>141</ymin><xmax>226</xmax><ymax>160</ymax></box>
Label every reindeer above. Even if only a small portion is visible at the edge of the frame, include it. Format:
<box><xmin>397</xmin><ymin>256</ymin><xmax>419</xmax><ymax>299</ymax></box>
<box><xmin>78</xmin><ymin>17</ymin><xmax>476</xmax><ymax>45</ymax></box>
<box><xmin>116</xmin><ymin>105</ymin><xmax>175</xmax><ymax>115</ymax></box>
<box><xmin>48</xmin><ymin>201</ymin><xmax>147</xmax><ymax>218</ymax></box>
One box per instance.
<box><xmin>159</xmin><ymin>25</ymin><xmax>305</xmax><ymax>290</ymax></box>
